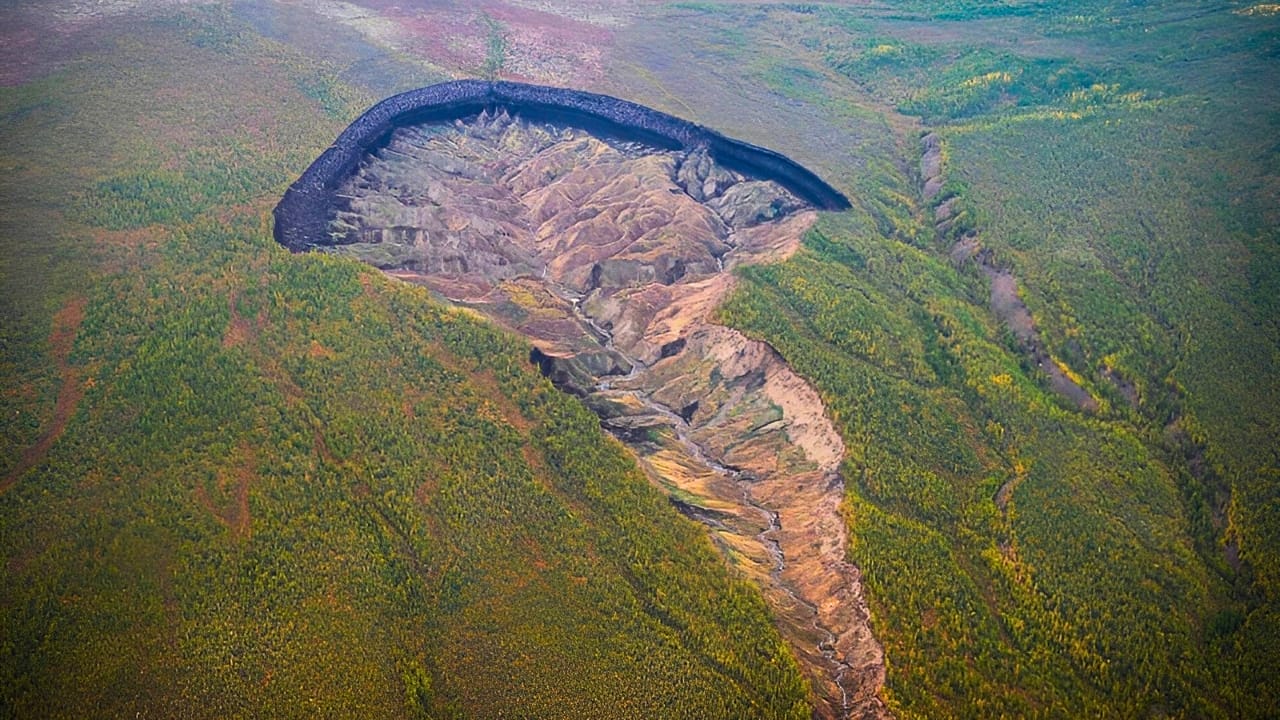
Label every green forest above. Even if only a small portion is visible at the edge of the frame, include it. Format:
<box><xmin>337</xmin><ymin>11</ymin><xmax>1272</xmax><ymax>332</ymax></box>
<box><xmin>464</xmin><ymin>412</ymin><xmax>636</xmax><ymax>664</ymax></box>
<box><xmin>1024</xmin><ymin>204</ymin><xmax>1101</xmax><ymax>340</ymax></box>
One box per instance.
<box><xmin>2</xmin><ymin>1</ymin><xmax>1277</xmax><ymax>718</ymax></box>
<box><xmin>703</xmin><ymin>1</ymin><xmax>1279</xmax><ymax>716</ymax></box>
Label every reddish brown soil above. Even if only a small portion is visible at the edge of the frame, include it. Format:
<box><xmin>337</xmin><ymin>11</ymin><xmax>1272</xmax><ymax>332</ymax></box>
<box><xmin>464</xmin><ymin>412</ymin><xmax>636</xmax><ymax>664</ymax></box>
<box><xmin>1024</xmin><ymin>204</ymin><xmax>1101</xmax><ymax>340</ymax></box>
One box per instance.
<box><xmin>1</xmin><ymin>295</ymin><xmax>89</xmax><ymax>494</ymax></box>
<box><xmin>222</xmin><ymin>288</ymin><xmax>270</xmax><ymax>350</ymax></box>
<box><xmin>195</xmin><ymin>444</ymin><xmax>256</xmax><ymax>539</ymax></box>
<box><xmin>350</xmin><ymin>0</ymin><xmax>615</xmax><ymax>84</ymax></box>
<box><xmin>222</xmin><ymin>292</ymin><xmax>254</xmax><ymax>349</ymax></box>
<box><xmin>312</xmin><ymin>426</ymin><xmax>336</xmax><ymax>466</ymax></box>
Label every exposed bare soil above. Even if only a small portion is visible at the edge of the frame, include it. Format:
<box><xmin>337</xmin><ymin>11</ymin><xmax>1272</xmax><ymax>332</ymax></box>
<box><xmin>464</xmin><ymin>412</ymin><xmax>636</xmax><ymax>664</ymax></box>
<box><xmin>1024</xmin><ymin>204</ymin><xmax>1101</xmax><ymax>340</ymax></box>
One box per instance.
<box><xmin>293</xmin><ymin>0</ymin><xmax>634</xmax><ymax>85</ymax></box>
<box><xmin>195</xmin><ymin>443</ymin><xmax>256</xmax><ymax>539</ymax></box>
<box><xmin>325</xmin><ymin>113</ymin><xmax>888</xmax><ymax>718</ymax></box>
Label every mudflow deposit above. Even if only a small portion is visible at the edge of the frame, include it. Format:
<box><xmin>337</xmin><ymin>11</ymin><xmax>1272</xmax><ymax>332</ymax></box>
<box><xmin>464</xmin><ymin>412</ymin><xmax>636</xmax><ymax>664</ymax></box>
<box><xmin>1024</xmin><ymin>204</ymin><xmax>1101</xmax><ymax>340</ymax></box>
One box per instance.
<box><xmin>278</xmin><ymin>86</ymin><xmax>887</xmax><ymax>720</ymax></box>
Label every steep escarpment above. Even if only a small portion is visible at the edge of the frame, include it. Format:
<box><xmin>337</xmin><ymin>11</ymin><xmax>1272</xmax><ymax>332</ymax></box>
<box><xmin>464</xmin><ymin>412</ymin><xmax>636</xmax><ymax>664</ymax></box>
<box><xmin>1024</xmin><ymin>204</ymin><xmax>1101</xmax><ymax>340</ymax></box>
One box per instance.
<box><xmin>275</xmin><ymin>102</ymin><xmax>886</xmax><ymax>718</ymax></box>
<box><xmin>273</xmin><ymin>80</ymin><xmax>851</xmax><ymax>253</ymax></box>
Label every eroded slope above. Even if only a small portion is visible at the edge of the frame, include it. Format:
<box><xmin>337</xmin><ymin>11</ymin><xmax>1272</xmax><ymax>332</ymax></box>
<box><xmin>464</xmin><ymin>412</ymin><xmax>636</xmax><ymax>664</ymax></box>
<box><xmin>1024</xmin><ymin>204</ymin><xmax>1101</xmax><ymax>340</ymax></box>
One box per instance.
<box><xmin>323</xmin><ymin>111</ymin><xmax>887</xmax><ymax>719</ymax></box>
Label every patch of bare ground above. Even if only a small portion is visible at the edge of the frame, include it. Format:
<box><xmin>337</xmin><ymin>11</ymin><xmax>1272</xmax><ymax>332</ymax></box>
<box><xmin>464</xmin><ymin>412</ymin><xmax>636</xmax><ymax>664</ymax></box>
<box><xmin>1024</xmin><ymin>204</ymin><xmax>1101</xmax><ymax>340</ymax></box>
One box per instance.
<box><xmin>2</xmin><ymin>295</ymin><xmax>89</xmax><ymax>494</ymax></box>
<box><xmin>195</xmin><ymin>442</ymin><xmax>256</xmax><ymax>540</ymax></box>
<box><xmin>312</xmin><ymin>425</ymin><xmax>336</xmax><ymax>466</ymax></box>
<box><xmin>222</xmin><ymin>290</ymin><xmax>254</xmax><ymax>349</ymax></box>
<box><xmin>304</xmin><ymin>0</ymin><xmax>622</xmax><ymax>85</ymax></box>
<box><xmin>88</xmin><ymin>226</ymin><xmax>167</xmax><ymax>272</ymax></box>
<box><xmin>222</xmin><ymin>284</ymin><xmax>271</xmax><ymax>350</ymax></box>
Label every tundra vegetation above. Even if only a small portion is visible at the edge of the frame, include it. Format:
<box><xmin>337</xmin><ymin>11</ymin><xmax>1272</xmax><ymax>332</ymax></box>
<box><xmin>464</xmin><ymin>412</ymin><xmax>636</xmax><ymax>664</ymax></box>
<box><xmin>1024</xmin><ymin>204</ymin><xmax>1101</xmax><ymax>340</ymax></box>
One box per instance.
<box><xmin>1</xmin><ymin>1</ymin><xmax>1277</xmax><ymax>719</ymax></box>
<box><xmin>0</xmin><ymin>8</ymin><xmax>809</xmax><ymax>718</ymax></box>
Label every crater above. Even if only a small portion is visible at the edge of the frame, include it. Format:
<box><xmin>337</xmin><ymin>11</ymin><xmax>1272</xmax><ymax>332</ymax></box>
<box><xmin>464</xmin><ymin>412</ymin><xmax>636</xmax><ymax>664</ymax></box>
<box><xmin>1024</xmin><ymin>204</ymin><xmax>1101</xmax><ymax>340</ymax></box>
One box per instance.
<box><xmin>274</xmin><ymin>81</ymin><xmax>885</xmax><ymax>720</ymax></box>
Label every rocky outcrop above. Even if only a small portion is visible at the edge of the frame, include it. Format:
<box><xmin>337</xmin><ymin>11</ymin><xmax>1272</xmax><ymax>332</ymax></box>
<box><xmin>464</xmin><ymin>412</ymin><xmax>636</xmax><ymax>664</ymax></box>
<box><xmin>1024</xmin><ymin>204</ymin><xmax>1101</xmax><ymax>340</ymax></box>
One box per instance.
<box><xmin>273</xmin><ymin>80</ymin><xmax>851</xmax><ymax>253</ymax></box>
<box><xmin>286</xmin><ymin>110</ymin><xmax>887</xmax><ymax>719</ymax></box>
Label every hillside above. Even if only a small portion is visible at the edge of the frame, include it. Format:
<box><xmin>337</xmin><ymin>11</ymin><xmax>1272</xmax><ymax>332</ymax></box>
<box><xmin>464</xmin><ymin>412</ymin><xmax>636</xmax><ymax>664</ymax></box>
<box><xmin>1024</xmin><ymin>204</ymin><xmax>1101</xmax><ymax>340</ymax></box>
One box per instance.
<box><xmin>0</xmin><ymin>6</ymin><xmax>810</xmax><ymax>718</ymax></box>
<box><xmin>2</xmin><ymin>1</ymin><xmax>1277</xmax><ymax>719</ymax></box>
<box><xmin>667</xmin><ymin>1</ymin><xmax>1280</xmax><ymax>716</ymax></box>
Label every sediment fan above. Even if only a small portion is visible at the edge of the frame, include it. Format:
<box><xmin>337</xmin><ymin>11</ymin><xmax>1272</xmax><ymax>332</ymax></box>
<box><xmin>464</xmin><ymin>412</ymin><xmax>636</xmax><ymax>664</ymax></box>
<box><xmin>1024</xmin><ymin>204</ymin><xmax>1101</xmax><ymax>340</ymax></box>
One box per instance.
<box><xmin>272</xmin><ymin>79</ymin><xmax>851</xmax><ymax>251</ymax></box>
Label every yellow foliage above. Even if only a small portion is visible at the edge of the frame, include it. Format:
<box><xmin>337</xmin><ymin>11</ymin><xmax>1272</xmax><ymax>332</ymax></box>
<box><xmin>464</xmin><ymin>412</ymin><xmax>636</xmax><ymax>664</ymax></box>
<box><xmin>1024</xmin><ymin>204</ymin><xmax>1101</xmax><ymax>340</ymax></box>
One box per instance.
<box><xmin>502</xmin><ymin>282</ymin><xmax>540</xmax><ymax>309</ymax></box>
<box><xmin>1237</xmin><ymin>3</ymin><xmax>1280</xmax><ymax>15</ymax></box>
<box><xmin>985</xmin><ymin>420</ymin><xmax>1005</xmax><ymax>441</ymax></box>
<box><xmin>961</xmin><ymin>71</ymin><xmax>1014</xmax><ymax>89</ymax></box>
<box><xmin>1051</xmin><ymin>357</ymin><xmax>1088</xmax><ymax>390</ymax></box>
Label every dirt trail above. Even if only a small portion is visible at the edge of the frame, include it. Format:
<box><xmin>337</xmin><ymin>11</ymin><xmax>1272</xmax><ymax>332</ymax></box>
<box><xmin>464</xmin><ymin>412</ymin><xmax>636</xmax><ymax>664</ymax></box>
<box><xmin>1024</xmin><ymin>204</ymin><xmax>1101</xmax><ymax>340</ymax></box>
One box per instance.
<box><xmin>1</xmin><ymin>295</ymin><xmax>88</xmax><ymax>494</ymax></box>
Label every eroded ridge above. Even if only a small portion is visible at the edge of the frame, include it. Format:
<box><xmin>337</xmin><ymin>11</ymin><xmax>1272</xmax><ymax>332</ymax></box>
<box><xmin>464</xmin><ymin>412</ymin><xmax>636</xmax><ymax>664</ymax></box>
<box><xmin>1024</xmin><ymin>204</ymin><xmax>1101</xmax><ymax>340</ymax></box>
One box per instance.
<box><xmin>289</xmin><ymin>108</ymin><xmax>886</xmax><ymax>719</ymax></box>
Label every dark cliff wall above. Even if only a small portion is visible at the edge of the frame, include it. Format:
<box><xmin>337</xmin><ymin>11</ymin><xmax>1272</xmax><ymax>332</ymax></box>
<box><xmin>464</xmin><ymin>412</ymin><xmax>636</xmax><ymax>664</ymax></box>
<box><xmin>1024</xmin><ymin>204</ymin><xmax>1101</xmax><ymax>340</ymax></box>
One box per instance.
<box><xmin>272</xmin><ymin>80</ymin><xmax>851</xmax><ymax>251</ymax></box>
